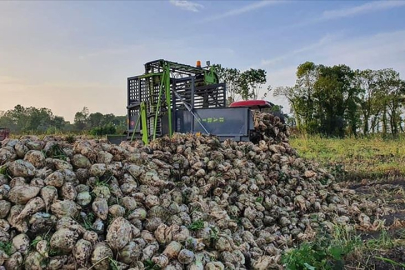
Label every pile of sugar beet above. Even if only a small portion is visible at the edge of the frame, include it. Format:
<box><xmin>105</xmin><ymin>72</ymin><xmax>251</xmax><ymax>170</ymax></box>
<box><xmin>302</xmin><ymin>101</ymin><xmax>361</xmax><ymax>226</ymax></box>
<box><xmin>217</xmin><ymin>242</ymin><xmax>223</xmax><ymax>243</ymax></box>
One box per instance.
<box><xmin>0</xmin><ymin>112</ymin><xmax>387</xmax><ymax>270</ymax></box>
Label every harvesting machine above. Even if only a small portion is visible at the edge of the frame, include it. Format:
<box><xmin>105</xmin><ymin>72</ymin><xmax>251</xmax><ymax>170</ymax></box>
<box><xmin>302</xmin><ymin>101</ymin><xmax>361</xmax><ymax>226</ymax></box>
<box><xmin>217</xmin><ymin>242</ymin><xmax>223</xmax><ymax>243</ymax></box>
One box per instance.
<box><xmin>108</xmin><ymin>59</ymin><xmax>279</xmax><ymax>145</ymax></box>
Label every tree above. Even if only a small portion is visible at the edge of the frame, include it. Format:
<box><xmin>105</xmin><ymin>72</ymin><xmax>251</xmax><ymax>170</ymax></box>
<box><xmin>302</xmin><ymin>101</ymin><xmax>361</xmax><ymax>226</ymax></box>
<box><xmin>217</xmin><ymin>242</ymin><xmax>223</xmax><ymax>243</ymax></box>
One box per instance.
<box><xmin>87</xmin><ymin>112</ymin><xmax>104</xmax><ymax>128</ymax></box>
<box><xmin>376</xmin><ymin>69</ymin><xmax>405</xmax><ymax>136</ymax></box>
<box><xmin>295</xmin><ymin>62</ymin><xmax>319</xmax><ymax>133</ymax></box>
<box><xmin>213</xmin><ymin>64</ymin><xmax>241</xmax><ymax>104</ymax></box>
<box><xmin>355</xmin><ymin>69</ymin><xmax>379</xmax><ymax>135</ymax></box>
<box><xmin>214</xmin><ymin>65</ymin><xmax>267</xmax><ymax>102</ymax></box>
<box><xmin>312</xmin><ymin>64</ymin><xmax>361</xmax><ymax>137</ymax></box>
<box><xmin>74</xmin><ymin>107</ymin><xmax>89</xmax><ymax>131</ymax></box>
<box><xmin>102</xmin><ymin>113</ymin><xmax>116</xmax><ymax>126</ymax></box>
<box><xmin>53</xmin><ymin>116</ymin><xmax>66</xmax><ymax>130</ymax></box>
<box><xmin>272</xmin><ymin>62</ymin><xmax>319</xmax><ymax>133</ymax></box>
<box><xmin>238</xmin><ymin>69</ymin><xmax>267</xmax><ymax>100</ymax></box>
<box><xmin>273</xmin><ymin>86</ymin><xmax>302</xmax><ymax>128</ymax></box>
<box><xmin>275</xmin><ymin>62</ymin><xmax>364</xmax><ymax>137</ymax></box>
<box><xmin>0</xmin><ymin>111</ymin><xmax>16</xmax><ymax>131</ymax></box>
<box><xmin>0</xmin><ymin>105</ymin><xmax>67</xmax><ymax>134</ymax></box>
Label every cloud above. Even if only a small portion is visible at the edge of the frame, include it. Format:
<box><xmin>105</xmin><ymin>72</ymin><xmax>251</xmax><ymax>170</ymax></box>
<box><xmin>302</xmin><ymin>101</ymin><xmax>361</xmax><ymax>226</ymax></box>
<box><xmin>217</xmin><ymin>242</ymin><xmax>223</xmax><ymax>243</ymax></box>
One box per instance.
<box><xmin>202</xmin><ymin>0</ymin><xmax>281</xmax><ymax>22</ymax></box>
<box><xmin>321</xmin><ymin>0</ymin><xmax>405</xmax><ymax>20</ymax></box>
<box><xmin>169</xmin><ymin>0</ymin><xmax>203</xmax><ymax>12</ymax></box>
<box><xmin>320</xmin><ymin>30</ymin><xmax>405</xmax><ymax>72</ymax></box>
<box><xmin>260</xmin><ymin>33</ymin><xmax>341</xmax><ymax>67</ymax></box>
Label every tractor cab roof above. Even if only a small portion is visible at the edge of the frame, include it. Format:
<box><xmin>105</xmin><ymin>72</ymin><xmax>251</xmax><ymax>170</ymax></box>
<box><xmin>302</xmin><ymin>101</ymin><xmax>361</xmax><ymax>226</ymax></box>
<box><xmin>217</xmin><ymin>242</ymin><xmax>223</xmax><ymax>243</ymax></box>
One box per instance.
<box><xmin>229</xmin><ymin>100</ymin><xmax>275</xmax><ymax>109</ymax></box>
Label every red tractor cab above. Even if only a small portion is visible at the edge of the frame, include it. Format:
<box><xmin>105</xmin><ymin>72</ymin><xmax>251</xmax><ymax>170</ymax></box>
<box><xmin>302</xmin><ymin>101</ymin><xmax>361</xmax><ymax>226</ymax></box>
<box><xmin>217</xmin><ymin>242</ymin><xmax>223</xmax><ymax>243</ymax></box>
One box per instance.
<box><xmin>0</xmin><ymin>128</ymin><xmax>10</xmax><ymax>141</ymax></box>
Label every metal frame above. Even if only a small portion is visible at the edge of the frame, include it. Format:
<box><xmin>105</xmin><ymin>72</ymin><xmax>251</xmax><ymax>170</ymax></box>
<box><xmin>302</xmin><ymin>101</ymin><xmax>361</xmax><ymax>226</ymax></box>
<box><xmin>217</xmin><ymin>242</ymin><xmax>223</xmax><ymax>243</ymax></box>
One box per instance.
<box><xmin>126</xmin><ymin>60</ymin><xmax>226</xmax><ymax>144</ymax></box>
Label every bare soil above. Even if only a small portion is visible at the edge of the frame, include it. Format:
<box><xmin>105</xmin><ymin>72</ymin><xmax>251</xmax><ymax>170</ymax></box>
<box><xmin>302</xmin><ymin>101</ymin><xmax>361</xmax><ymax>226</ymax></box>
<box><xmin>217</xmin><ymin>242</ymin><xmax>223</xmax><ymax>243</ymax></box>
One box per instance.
<box><xmin>345</xmin><ymin>179</ymin><xmax>405</xmax><ymax>270</ymax></box>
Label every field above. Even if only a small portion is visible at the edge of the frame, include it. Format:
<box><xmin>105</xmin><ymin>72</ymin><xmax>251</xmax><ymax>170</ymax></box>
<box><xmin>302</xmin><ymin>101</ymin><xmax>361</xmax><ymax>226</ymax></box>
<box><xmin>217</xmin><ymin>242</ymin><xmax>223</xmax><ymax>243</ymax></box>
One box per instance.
<box><xmin>289</xmin><ymin>135</ymin><xmax>405</xmax><ymax>270</ymax></box>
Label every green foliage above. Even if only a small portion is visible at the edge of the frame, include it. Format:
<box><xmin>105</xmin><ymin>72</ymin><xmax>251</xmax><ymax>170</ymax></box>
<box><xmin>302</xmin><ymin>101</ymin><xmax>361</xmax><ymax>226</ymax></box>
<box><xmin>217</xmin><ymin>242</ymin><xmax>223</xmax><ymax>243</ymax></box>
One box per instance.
<box><xmin>65</xmin><ymin>134</ymin><xmax>76</xmax><ymax>144</ymax></box>
<box><xmin>74</xmin><ymin>107</ymin><xmax>89</xmax><ymax>131</ymax></box>
<box><xmin>94</xmin><ymin>180</ymin><xmax>110</xmax><ymax>188</ymax></box>
<box><xmin>238</xmin><ymin>68</ymin><xmax>267</xmax><ymax>100</ymax></box>
<box><xmin>0</xmin><ymin>105</ymin><xmax>68</xmax><ymax>134</ymax></box>
<box><xmin>256</xmin><ymin>196</ymin><xmax>264</xmax><ymax>203</ymax></box>
<box><xmin>30</xmin><ymin>237</ymin><xmax>42</xmax><ymax>248</ymax></box>
<box><xmin>95</xmin><ymin>171</ymin><xmax>114</xmax><ymax>187</ymax></box>
<box><xmin>81</xmin><ymin>213</ymin><xmax>95</xmax><ymax>230</ymax></box>
<box><xmin>46</xmin><ymin>144</ymin><xmax>68</xmax><ymax>161</ymax></box>
<box><xmin>209</xmin><ymin>227</ymin><xmax>219</xmax><ymax>241</ymax></box>
<box><xmin>107</xmin><ymin>213</ymin><xmax>115</xmax><ymax>226</ymax></box>
<box><xmin>89</xmin><ymin>124</ymin><xmax>116</xmax><ymax>136</ymax></box>
<box><xmin>0</xmin><ymin>165</ymin><xmax>10</xmax><ymax>179</ymax></box>
<box><xmin>213</xmin><ymin>64</ymin><xmax>267</xmax><ymax>102</ymax></box>
<box><xmin>213</xmin><ymin>64</ymin><xmax>241</xmax><ymax>104</ymax></box>
<box><xmin>73</xmin><ymin>107</ymin><xmax>126</xmax><ymax>134</ymax></box>
<box><xmin>144</xmin><ymin>259</ymin><xmax>161</xmax><ymax>270</ymax></box>
<box><xmin>0</xmin><ymin>104</ymin><xmax>126</xmax><ymax>135</ymax></box>
<box><xmin>365</xmin><ymin>230</ymin><xmax>394</xmax><ymax>250</ymax></box>
<box><xmin>278</xmin><ymin>171</ymin><xmax>289</xmax><ymax>181</ymax></box>
<box><xmin>282</xmin><ymin>226</ymin><xmax>360</xmax><ymax>270</ymax></box>
<box><xmin>109</xmin><ymin>258</ymin><xmax>120</xmax><ymax>270</ymax></box>
<box><xmin>274</xmin><ymin>62</ymin><xmax>405</xmax><ymax>137</ymax></box>
<box><xmin>188</xmin><ymin>220</ymin><xmax>205</xmax><ymax>231</ymax></box>
<box><xmin>0</xmin><ymin>241</ymin><xmax>13</xmax><ymax>256</ymax></box>
<box><xmin>49</xmin><ymin>247</ymin><xmax>63</xmax><ymax>256</ymax></box>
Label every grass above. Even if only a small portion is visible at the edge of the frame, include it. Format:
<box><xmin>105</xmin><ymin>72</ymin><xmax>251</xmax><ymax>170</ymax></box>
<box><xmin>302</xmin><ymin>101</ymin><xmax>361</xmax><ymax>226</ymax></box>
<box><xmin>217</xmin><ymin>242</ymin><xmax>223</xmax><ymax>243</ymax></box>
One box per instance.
<box><xmin>290</xmin><ymin>135</ymin><xmax>405</xmax><ymax>181</ymax></box>
<box><xmin>364</xmin><ymin>230</ymin><xmax>395</xmax><ymax>251</ymax></box>
<box><xmin>286</xmin><ymin>134</ymin><xmax>405</xmax><ymax>269</ymax></box>
<box><xmin>282</xmin><ymin>225</ymin><xmax>405</xmax><ymax>270</ymax></box>
<box><xmin>374</xmin><ymin>256</ymin><xmax>405</xmax><ymax>268</ymax></box>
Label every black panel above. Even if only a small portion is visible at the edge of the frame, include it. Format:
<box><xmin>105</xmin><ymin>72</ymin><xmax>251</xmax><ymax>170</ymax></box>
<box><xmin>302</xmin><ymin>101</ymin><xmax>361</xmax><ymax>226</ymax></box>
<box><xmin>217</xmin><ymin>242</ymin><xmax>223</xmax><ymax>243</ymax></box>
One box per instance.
<box><xmin>176</xmin><ymin>107</ymin><xmax>252</xmax><ymax>140</ymax></box>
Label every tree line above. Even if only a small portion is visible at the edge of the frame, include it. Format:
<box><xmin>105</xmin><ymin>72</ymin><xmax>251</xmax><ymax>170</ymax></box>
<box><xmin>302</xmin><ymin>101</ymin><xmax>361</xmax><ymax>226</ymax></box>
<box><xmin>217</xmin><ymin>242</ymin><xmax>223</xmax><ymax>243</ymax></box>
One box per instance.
<box><xmin>273</xmin><ymin>62</ymin><xmax>405</xmax><ymax>137</ymax></box>
<box><xmin>0</xmin><ymin>105</ymin><xmax>126</xmax><ymax>135</ymax></box>
<box><xmin>215</xmin><ymin>62</ymin><xmax>405</xmax><ymax>137</ymax></box>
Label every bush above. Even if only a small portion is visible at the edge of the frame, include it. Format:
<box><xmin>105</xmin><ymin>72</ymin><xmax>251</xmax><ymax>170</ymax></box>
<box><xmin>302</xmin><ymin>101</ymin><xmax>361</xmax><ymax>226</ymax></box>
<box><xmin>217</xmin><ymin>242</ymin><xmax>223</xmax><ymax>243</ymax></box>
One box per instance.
<box><xmin>89</xmin><ymin>125</ymin><xmax>116</xmax><ymax>136</ymax></box>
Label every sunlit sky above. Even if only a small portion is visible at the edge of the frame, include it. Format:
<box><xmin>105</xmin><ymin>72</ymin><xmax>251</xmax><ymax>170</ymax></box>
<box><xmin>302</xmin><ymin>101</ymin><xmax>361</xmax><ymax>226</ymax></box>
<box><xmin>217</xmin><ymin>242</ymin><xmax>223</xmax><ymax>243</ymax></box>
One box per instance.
<box><xmin>1</xmin><ymin>0</ymin><xmax>405</xmax><ymax>122</ymax></box>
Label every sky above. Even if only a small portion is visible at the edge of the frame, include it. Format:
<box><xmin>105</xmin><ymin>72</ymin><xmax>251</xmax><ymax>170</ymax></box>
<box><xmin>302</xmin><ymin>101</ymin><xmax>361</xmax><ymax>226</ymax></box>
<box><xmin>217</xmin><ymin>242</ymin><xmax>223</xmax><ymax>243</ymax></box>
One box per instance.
<box><xmin>1</xmin><ymin>0</ymin><xmax>405</xmax><ymax>122</ymax></box>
